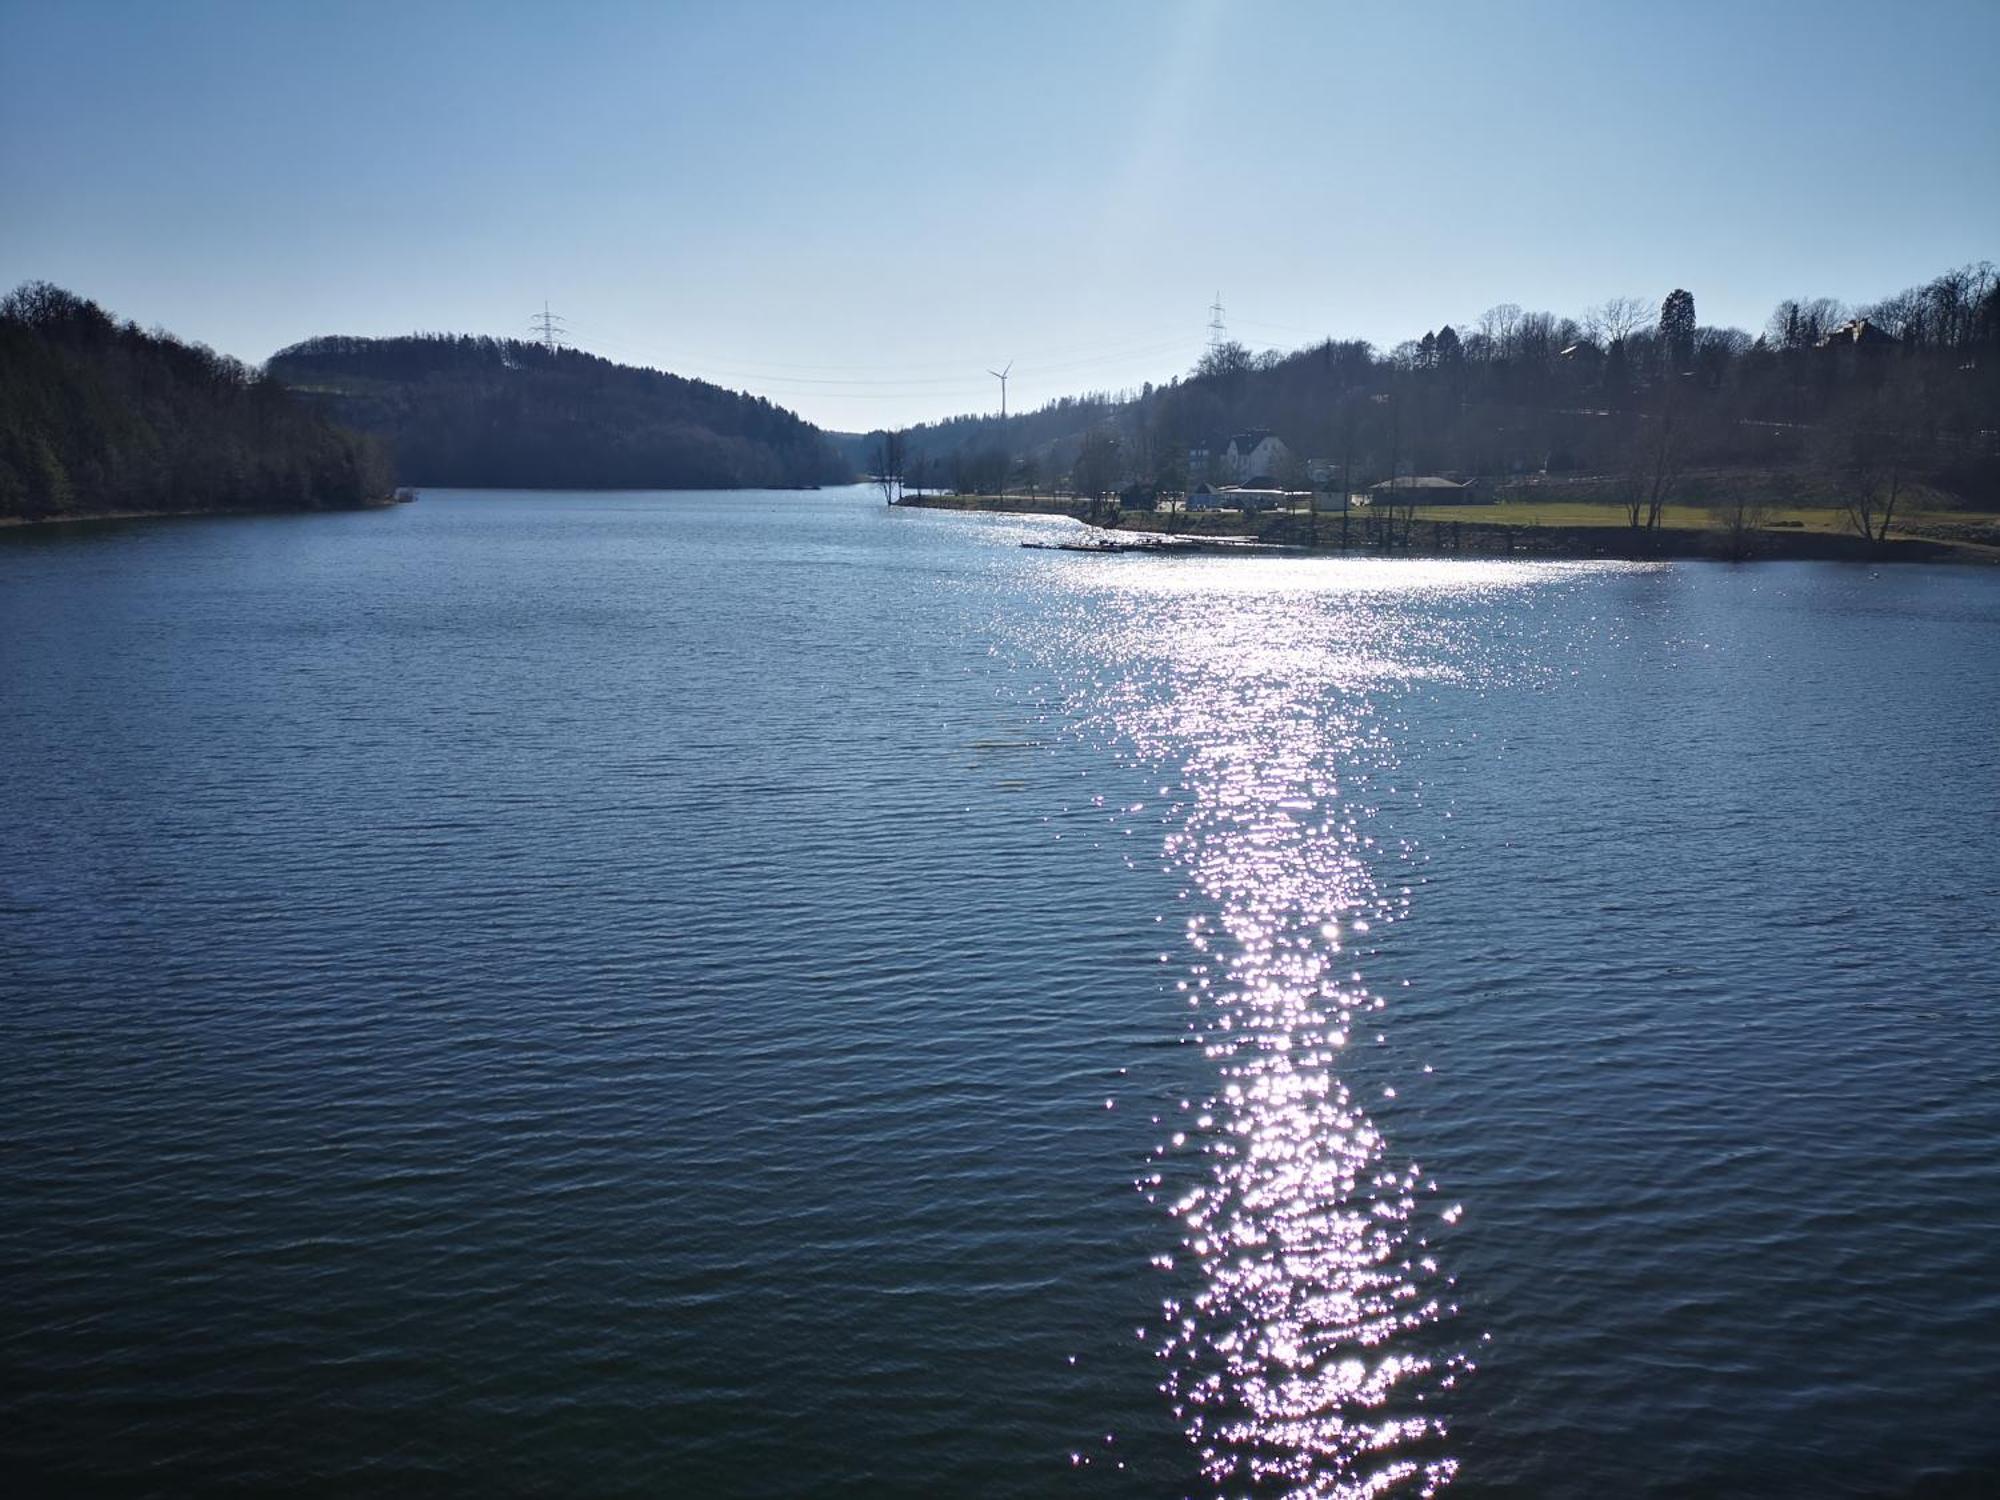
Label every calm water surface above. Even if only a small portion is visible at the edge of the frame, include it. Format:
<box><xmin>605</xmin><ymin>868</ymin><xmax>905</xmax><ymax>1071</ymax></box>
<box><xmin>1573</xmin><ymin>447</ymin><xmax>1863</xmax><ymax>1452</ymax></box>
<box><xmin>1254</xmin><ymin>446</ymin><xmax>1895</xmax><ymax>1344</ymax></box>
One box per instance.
<box><xmin>4</xmin><ymin>488</ymin><xmax>1997</xmax><ymax>1497</ymax></box>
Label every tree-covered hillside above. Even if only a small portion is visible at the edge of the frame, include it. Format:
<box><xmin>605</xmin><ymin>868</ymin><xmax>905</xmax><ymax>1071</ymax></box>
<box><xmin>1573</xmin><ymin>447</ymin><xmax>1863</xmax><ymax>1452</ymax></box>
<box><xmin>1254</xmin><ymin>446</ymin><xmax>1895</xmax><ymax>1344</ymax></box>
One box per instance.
<box><xmin>890</xmin><ymin>261</ymin><xmax>2000</xmax><ymax>510</ymax></box>
<box><xmin>268</xmin><ymin>334</ymin><xmax>851</xmax><ymax>491</ymax></box>
<box><xmin>0</xmin><ymin>283</ymin><xmax>391</xmax><ymax>522</ymax></box>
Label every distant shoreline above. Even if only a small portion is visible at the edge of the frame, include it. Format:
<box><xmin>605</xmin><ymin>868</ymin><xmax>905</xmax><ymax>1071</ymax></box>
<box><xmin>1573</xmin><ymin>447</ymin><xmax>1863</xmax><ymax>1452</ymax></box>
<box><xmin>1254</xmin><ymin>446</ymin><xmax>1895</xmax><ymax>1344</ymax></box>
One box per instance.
<box><xmin>895</xmin><ymin>492</ymin><xmax>1996</xmax><ymax>565</ymax></box>
<box><xmin>0</xmin><ymin>494</ymin><xmax>406</xmax><ymax>531</ymax></box>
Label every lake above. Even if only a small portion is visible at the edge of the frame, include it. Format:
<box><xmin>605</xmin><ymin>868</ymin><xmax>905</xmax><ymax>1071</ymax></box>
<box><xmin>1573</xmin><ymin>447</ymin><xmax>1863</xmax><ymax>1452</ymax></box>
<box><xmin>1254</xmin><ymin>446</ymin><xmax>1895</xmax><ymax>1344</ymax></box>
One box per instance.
<box><xmin>4</xmin><ymin>487</ymin><xmax>1997</xmax><ymax>1497</ymax></box>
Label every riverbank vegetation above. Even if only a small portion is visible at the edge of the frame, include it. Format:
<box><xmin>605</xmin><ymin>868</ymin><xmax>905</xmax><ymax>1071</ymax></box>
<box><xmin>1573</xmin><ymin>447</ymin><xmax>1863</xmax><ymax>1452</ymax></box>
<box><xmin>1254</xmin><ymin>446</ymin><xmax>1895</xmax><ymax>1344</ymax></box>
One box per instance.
<box><xmin>0</xmin><ymin>283</ymin><xmax>391</xmax><ymax>523</ymax></box>
<box><xmin>268</xmin><ymin>335</ymin><xmax>853</xmax><ymax>492</ymax></box>
<box><xmin>877</xmin><ymin>261</ymin><xmax>2000</xmax><ymax>546</ymax></box>
<box><xmin>901</xmin><ymin>490</ymin><xmax>1992</xmax><ymax>564</ymax></box>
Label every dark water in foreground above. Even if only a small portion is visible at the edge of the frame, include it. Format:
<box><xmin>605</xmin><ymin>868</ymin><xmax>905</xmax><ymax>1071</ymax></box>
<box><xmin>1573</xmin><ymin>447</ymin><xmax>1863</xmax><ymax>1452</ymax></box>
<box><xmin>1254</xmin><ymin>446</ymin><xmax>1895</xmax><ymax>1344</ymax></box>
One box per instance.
<box><xmin>4</xmin><ymin>488</ymin><xmax>1998</xmax><ymax>1497</ymax></box>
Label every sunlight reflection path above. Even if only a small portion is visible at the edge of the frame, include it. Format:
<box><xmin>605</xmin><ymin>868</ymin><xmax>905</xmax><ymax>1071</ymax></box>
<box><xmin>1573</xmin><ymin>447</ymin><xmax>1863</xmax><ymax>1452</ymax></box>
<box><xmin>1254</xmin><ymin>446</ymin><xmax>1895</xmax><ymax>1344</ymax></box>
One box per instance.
<box><xmin>1018</xmin><ymin>557</ymin><xmax>1598</xmax><ymax>1496</ymax></box>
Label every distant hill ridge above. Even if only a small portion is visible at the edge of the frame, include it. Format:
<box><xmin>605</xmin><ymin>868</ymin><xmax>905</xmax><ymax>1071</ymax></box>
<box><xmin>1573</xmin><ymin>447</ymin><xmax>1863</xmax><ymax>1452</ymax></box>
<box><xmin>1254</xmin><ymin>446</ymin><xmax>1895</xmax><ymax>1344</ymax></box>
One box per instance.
<box><xmin>268</xmin><ymin>333</ymin><xmax>854</xmax><ymax>491</ymax></box>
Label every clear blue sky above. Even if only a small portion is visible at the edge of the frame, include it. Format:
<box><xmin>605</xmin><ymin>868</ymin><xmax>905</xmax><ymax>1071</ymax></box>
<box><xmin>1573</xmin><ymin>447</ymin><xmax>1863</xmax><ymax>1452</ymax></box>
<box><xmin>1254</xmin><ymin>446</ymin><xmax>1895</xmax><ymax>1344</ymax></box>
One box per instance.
<box><xmin>4</xmin><ymin>0</ymin><xmax>1995</xmax><ymax>431</ymax></box>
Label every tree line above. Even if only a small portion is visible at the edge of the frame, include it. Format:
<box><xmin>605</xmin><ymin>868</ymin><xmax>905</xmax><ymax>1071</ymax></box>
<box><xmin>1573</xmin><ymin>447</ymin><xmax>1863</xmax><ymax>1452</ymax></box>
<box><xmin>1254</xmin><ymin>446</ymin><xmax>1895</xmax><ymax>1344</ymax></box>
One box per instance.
<box><xmin>878</xmin><ymin>261</ymin><xmax>2000</xmax><ymax>528</ymax></box>
<box><xmin>268</xmin><ymin>334</ymin><xmax>851</xmax><ymax>491</ymax></box>
<box><xmin>0</xmin><ymin>283</ymin><xmax>391</xmax><ymax>521</ymax></box>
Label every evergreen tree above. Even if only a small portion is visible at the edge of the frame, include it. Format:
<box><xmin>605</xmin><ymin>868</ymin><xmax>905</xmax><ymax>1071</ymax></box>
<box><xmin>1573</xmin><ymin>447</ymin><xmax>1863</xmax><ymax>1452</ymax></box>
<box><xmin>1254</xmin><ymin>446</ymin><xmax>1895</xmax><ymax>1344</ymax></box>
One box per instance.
<box><xmin>1659</xmin><ymin>289</ymin><xmax>1697</xmax><ymax>371</ymax></box>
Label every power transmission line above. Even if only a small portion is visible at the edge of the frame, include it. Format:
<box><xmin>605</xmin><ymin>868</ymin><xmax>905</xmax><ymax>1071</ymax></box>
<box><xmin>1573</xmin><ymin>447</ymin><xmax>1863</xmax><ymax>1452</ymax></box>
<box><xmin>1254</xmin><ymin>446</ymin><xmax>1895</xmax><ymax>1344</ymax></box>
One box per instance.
<box><xmin>530</xmin><ymin>301</ymin><xmax>567</xmax><ymax>354</ymax></box>
<box><xmin>1207</xmin><ymin>293</ymin><xmax>1227</xmax><ymax>351</ymax></box>
<box><xmin>560</xmin><ymin>322</ymin><xmax>1193</xmax><ymax>392</ymax></box>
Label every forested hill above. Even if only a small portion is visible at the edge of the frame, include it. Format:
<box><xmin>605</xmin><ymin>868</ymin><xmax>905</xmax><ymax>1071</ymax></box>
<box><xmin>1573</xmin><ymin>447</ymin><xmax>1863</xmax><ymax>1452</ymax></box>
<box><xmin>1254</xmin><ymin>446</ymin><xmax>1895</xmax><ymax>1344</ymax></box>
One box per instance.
<box><xmin>0</xmin><ymin>283</ymin><xmax>390</xmax><ymax>522</ymax></box>
<box><xmin>268</xmin><ymin>334</ymin><xmax>851</xmax><ymax>490</ymax></box>
<box><xmin>891</xmin><ymin>260</ymin><xmax>2000</xmax><ymax>506</ymax></box>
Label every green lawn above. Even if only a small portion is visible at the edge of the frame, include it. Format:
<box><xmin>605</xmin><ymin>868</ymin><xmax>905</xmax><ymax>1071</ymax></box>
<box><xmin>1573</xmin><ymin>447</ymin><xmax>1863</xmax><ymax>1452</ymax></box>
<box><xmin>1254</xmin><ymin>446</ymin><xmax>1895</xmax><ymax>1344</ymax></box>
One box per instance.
<box><xmin>1401</xmin><ymin>501</ymin><xmax>1999</xmax><ymax>539</ymax></box>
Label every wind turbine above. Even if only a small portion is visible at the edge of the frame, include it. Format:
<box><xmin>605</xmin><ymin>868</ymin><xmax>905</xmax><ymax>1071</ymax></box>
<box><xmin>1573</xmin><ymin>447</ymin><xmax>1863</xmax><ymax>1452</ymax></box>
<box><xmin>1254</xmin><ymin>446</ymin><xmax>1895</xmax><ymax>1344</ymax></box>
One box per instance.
<box><xmin>987</xmin><ymin>360</ymin><xmax>1013</xmax><ymax>420</ymax></box>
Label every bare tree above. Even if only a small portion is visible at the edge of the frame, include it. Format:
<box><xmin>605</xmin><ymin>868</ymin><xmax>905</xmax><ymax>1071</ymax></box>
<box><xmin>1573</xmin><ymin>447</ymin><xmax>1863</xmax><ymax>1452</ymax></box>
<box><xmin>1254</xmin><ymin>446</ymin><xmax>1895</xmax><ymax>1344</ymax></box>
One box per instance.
<box><xmin>1923</xmin><ymin>264</ymin><xmax>1982</xmax><ymax>350</ymax></box>
<box><xmin>1833</xmin><ymin>441</ymin><xmax>1907</xmax><ymax>543</ymax></box>
<box><xmin>872</xmin><ymin>430</ymin><xmax>906</xmax><ymax>504</ymax></box>
<box><xmin>1862</xmin><ymin>286</ymin><xmax>1929</xmax><ymax>345</ymax></box>
<box><xmin>1477</xmin><ymin>303</ymin><xmax>1524</xmax><ymax>361</ymax></box>
<box><xmin>1709</xmin><ymin>494</ymin><xmax>1772</xmax><ymax>560</ymax></box>
<box><xmin>1584</xmin><ymin>294</ymin><xmax>1651</xmax><ymax>346</ymax></box>
<box><xmin>1768</xmin><ymin>296</ymin><xmax>1850</xmax><ymax>348</ymax></box>
<box><xmin>1818</xmin><ymin>384</ymin><xmax>1922</xmax><ymax>543</ymax></box>
<box><xmin>1624</xmin><ymin>396</ymin><xmax>1694</xmax><ymax>529</ymax></box>
<box><xmin>1194</xmin><ymin>340</ymin><xmax>1253</xmax><ymax>381</ymax></box>
<box><xmin>1516</xmin><ymin>311</ymin><xmax>1561</xmax><ymax>366</ymax></box>
<box><xmin>1618</xmin><ymin>418</ymin><xmax>1651</xmax><ymax>529</ymax></box>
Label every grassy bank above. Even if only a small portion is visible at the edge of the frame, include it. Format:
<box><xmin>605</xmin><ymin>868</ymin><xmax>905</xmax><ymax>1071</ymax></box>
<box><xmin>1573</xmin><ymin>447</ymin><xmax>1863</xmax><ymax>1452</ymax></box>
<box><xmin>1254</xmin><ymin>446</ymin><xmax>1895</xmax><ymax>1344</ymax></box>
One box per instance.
<box><xmin>896</xmin><ymin>492</ymin><xmax>1999</xmax><ymax>564</ymax></box>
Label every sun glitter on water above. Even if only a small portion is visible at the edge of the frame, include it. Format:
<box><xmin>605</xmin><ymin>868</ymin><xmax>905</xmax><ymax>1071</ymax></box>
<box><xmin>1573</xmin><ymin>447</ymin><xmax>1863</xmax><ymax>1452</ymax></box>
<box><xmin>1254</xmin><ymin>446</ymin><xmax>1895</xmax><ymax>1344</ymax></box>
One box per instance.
<box><xmin>1147</xmin><ymin>722</ymin><xmax>1466</xmax><ymax>1498</ymax></box>
<box><xmin>1020</xmin><ymin>555</ymin><xmax>1544</xmax><ymax>1496</ymax></box>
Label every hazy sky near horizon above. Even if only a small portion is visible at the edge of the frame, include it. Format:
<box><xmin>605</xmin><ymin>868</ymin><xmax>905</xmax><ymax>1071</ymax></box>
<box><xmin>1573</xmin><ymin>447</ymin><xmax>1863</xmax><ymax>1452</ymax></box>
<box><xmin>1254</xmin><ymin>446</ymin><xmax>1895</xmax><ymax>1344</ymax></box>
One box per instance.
<box><xmin>4</xmin><ymin>0</ymin><xmax>1996</xmax><ymax>431</ymax></box>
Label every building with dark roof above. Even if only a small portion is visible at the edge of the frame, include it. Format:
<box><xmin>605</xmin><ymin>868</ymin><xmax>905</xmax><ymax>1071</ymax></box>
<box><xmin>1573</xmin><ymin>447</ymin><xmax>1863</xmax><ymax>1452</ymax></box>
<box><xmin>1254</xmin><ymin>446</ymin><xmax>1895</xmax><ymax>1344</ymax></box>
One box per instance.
<box><xmin>1369</xmin><ymin>475</ymin><xmax>1482</xmax><ymax>503</ymax></box>
<box><xmin>1816</xmin><ymin>318</ymin><xmax>1897</xmax><ymax>349</ymax></box>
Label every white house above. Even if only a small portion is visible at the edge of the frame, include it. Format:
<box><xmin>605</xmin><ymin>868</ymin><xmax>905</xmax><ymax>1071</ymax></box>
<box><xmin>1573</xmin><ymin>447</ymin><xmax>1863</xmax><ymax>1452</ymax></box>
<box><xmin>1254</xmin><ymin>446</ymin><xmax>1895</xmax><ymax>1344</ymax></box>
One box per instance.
<box><xmin>1221</xmin><ymin>430</ymin><xmax>1291</xmax><ymax>485</ymax></box>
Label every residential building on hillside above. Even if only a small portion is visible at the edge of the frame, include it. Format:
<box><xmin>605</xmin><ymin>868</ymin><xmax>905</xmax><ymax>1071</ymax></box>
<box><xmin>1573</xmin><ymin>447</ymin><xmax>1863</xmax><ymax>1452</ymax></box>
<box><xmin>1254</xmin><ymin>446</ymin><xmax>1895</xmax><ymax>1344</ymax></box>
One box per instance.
<box><xmin>1816</xmin><ymin>318</ymin><xmax>1897</xmax><ymax>349</ymax></box>
<box><xmin>1222</xmin><ymin>430</ymin><xmax>1291</xmax><ymax>485</ymax></box>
